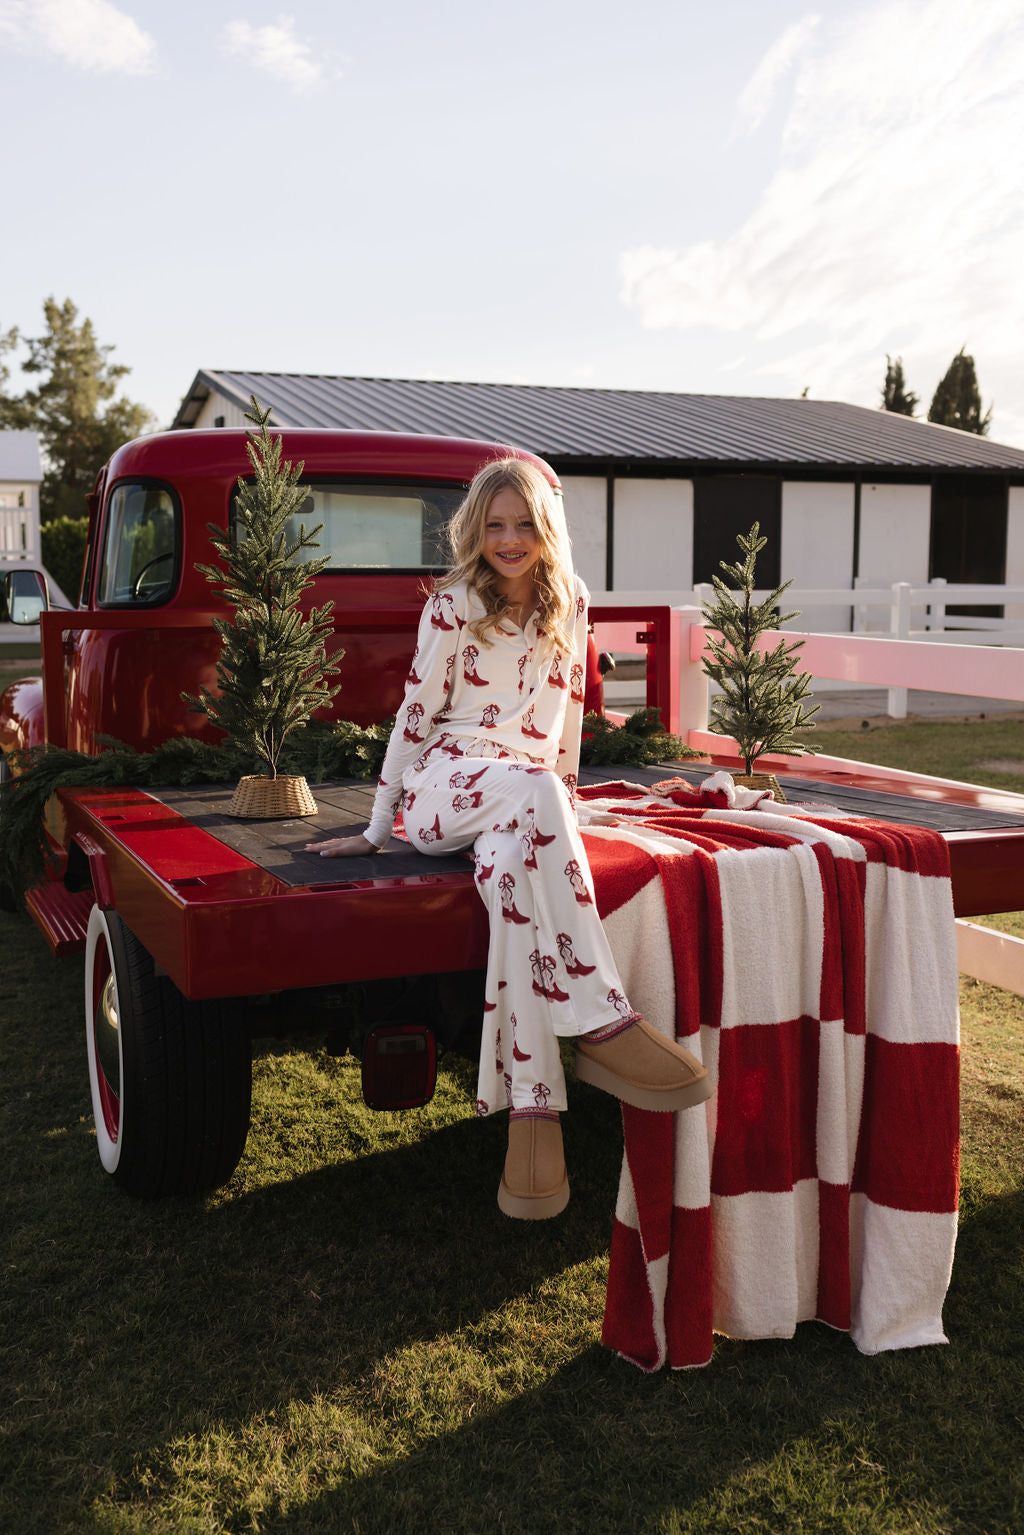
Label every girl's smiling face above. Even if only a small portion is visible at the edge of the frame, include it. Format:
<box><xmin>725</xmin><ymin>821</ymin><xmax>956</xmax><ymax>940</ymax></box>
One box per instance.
<box><xmin>481</xmin><ymin>487</ymin><xmax>541</xmax><ymax>595</ymax></box>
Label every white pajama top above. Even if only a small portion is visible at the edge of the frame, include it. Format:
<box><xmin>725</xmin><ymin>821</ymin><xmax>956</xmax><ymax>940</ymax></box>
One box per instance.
<box><xmin>365</xmin><ymin>576</ymin><xmax>590</xmax><ymax>848</ymax></box>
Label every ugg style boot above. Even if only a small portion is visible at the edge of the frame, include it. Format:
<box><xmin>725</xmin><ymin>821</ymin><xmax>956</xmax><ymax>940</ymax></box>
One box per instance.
<box><xmin>575</xmin><ymin>1017</ymin><xmax>713</xmax><ymax>1112</ymax></box>
<box><xmin>498</xmin><ymin>1112</ymin><xmax>570</xmax><ymax>1220</ymax></box>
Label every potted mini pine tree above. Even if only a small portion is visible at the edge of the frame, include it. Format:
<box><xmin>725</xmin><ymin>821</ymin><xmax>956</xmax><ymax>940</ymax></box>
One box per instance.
<box><xmin>700</xmin><ymin>522</ymin><xmax>819</xmax><ymax>802</ymax></box>
<box><xmin>184</xmin><ymin>397</ymin><xmax>341</xmax><ymax>818</ymax></box>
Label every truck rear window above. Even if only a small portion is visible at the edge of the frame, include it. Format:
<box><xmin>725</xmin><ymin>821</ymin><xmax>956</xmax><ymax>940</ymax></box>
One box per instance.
<box><xmin>97</xmin><ymin>482</ymin><xmax>179</xmax><ymax>606</ymax></box>
<box><xmin>233</xmin><ymin>481</ymin><xmax>465</xmax><ymax>571</ymax></box>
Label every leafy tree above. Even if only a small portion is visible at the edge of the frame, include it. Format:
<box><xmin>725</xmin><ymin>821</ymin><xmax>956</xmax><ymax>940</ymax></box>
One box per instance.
<box><xmin>184</xmin><ymin>398</ymin><xmax>342</xmax><ymax>780</ymax></box>
<box><xmin>880</xmin><ymin>355</ymin><xmax>919</xmax><ymax>416</ymax></box>
<box><xmin>701</xmin><ymin>523</ymin><xmax>819</xmax><ymax>775</ymax></box>
<box><xmin>2</xmin><ymin>297</ymin><xmax>155</xmax><ymax>522</ymax></box>
<box><xmin>928</xmin><ymin>348</ymin><xmax>991</xmax><ymax>435</ymax></box>
<box><xmin>0</xmin><ymin>324</ymin><xmax>18</xmax><ymax>405</ymax></box>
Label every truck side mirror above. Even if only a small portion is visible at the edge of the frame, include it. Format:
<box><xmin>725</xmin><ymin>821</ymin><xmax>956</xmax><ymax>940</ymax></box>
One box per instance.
<box><xmin>2</xmin><ymin>569</ymin><xmax>49</xmax><ymax>625</ymax></box>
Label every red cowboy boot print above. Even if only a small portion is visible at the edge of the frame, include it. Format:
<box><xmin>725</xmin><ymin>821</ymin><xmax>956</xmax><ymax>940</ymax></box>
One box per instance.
<box><xmin>561</xmin><ymin>772</ymin><xmax>577</xmax><ymax>805</ymax></box>
<box><xmin>439</xmin><ymin>736</ymin><xmax>465</xmax><ymax>758</ymax></box>
<box><xmin>517</xmin><ymin>652</ymin><xmax>530</xmax><ymax>693</ymax></box>
<box><xmin>474</xmin><ymin>851</ymin><xmax>494</xmax><ymax>882</ymax></box>
<box><xmin>506</xmin><ymin>1013</ymin><xmax>534</xmax><ymax>1062</ymax></box>
<box><xmin>547</xmin><ymin>652</ymin><xmax>568</xmax><ymax>689</ymax></box>
<box><xmin>449</xmin><ymin>766</ymin><xmax>488</xmax><ymax>791</ymax></box>
<box><xmin>452</xmin><ymin>791</ymin><xmax>484</xmax><ymax>813</ymax></box>
<box><xmin>418</xmin><ymin>813</ymin><xmax>444</xmax><ymax>845</ymax></box>
<box><xmin>498</xmin><ymin>871</ymin><xmax>530</xmax><ymax>924</ymax></box>
<box><xmin>495</xmin><ymin>1026</ymin><xmax>504</xmax><ymax>1071</ymax></box>
<box><xmin>521</xmin><ymin>814</ymin><xmax>558</xmax><ymax>870</ymax></box>
<box><xmin>403</xmin><ymin>790</ymin><xmax>416</xmax><ymax>812</ymax></box>
<box><xmin>479</xmin><ymin>702</ymin><xmax>501</xmax><ymax>729</ymax></box>
<box><xmin>406</xmin><ymin>645</ymin><xmax>422</xmax><ymax>686</ymax></box>
<box><xmin>504</xmin><ymin>1073</ymin><xmax>513</xmax><ymax>1104</ymax></box>
<box><xmin>607</xmin><ymin>988</ymin><xmax>634</xmax><ymax>1020</ymax></box>
<box><xmin>557</xmin><ymin>931</ymin><xmax>596</xmax><ymax>977</ymax></box>
<box><xmin>476</xmin><ymin>1098</ymin><xmax>489</xmax><ymax>1117</ymax></box>
<box><xmin>403</xmin><ymin>701</ymin><xmax>426</xmax><ymax>743</ymax></box>
<box><xmin>509</xmin><ymin>1013</ymin><xmax>534</xmax><ymax>1062</ymax></box>
<box><xmin>570</xmin><ymin>663</ymin><xmax>585</xmax><ymax>704</ymax></box>
<box><xmin>576</xmin><ymin>594</ymin><xmax>586</xmax><ymax>619</ymax></box>
<box><xmin>530</xmin><ymin>949</ymin><xmax>570</xmax><ymax>1002</ymax></box>
<box><xmin>430</xmin><ymin>593</ymin><xmax>457</xmax><ymax>630</ymax></box>
<box><xmin>521</xmin><ymin>704</ymin><xmax>548</xmax><ymax>740</ymax></box>
<box><xmin>564</xmin><ymin>859</ymin><xmax>593</xmax><ymax>904</ymax></box>
<box><xmin>532</xmin><ymin>1082</ymin><xmax>552</xmax><ymax>1108</ymax></box>
<box><xmin>461</xmin><ymin>643</ymin><xmax>490</xmax><ymax>687</ymax></box>
<box><xmin>443</xmin><ymin>652</ymin><xmax>456</xmax><ymax>693</ymax></box>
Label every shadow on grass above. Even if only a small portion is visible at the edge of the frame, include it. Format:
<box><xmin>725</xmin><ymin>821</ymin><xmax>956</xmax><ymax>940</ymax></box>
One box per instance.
<box><xmin>3</xmin><ymin>908</ymin><xmax>1023</xmax><ymax>1533</ymax></box>
<box><xmin>1</xmin><ymin>920</ymin><xmax>627</xmax><ymax>1527</ymax></box>
<box><xmin>203</xmin><ymin>1188</ymin><xmax>1024</xmax><ymax>1534</ymax></box>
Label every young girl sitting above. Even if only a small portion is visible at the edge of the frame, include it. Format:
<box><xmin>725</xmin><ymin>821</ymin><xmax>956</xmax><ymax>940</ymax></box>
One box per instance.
<box><xmin>306</xmin><ymin>456</ymin><xmax>711</xmax><ymax>1218</ymax></box>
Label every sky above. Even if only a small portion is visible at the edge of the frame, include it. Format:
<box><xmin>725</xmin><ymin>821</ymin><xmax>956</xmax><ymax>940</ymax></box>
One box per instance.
<box><xmin>2</xmin><ymin>0</ymin><xmax>1023</xmax><ymax>445</ymax></box>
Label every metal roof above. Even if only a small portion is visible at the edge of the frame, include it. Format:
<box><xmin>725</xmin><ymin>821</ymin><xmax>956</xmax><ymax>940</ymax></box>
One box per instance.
<box><xmin>173</xmin><ymin>370</ymin><xmax>1024</xmax><ymax>475</ymax></box>
<box><xmin>0</xmin><ymin>430</ymin><xmax>43</xmax><ymax>481</ymax></box>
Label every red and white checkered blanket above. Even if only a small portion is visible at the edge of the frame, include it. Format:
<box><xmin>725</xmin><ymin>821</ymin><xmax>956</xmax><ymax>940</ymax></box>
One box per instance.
<box><xmin>578</xmin><ymin>775</ymin><xmax>960</xmax><ymax>1371</ymax></box>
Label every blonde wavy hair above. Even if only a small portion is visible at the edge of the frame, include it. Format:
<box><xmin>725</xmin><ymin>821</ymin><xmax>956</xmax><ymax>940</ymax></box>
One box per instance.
<box><xmin>437</xmin><ymin>456</ymin><xmax>576</xmax><ymax>654</ymax></box>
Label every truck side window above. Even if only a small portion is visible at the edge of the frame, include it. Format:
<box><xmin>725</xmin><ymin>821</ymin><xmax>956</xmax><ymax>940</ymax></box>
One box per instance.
<box><xmin>96</xmin><ymin>483</ymin><xmax>179</xmax><ymax>606</ymax></box>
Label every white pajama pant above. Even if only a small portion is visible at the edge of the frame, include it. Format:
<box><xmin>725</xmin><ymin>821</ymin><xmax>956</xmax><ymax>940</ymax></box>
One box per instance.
<box><xmin>400</xmin><ymin>736</ymin><xmax>637</xmax><ymax>1115</ymax></box>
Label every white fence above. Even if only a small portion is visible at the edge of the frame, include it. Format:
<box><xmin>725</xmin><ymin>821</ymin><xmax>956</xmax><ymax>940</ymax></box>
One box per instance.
<box><xmin>596</xmin><ymin>581</ymin><xmax>1024</xmax><ymax>719</ymax></box>
<box><xmin>0</xmin><ymin>504</ymin><xmax>40</xmax><ymax>563</ymax></box>
<box><xmin>589</xmin><ymin>597</ymin><xmax>1024</xmax><ymax>997</ymax></box>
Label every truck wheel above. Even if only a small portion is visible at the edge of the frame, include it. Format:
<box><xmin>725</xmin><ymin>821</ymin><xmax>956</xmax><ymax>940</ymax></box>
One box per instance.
<box><xmin>84</xmin><ymin>906</ymin><xmax>252</xmax><ymax>1198</ymax></box>
<box><xmin>0</xmin><ymin>751</ymin><xmax>17</xmax><ymax>911</ymax></box>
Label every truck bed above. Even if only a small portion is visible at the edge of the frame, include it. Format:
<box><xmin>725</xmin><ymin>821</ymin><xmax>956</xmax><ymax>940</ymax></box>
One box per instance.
<box><xmin>43</xmin><ymin>759</ymin><xmax>1024</xmax><ymax>999</ymax></box>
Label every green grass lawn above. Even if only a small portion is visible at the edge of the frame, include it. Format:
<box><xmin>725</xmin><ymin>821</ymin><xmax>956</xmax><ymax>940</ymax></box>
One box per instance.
<box><xmin>1</xmin><ymin>717</ymin><xmax>1022</xmax><ymax>1532</ymax></box>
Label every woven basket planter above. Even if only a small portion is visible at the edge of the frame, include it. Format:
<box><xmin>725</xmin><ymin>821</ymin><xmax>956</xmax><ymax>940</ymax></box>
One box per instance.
<box><xmin>228</xmin><ymin>774</ymin><xmax>318</xmax><ymax>820</ymax></box>
<box><xmin>731</xmin><ymin>771</ymin><xmax>786</xmax><ymax>804</ymax></box>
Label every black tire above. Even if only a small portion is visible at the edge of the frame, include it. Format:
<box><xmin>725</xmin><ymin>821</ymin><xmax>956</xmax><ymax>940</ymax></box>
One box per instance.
<box><xmin>0</xmin><ymin>750</ymin><xmax>17</xmax><ymax>912</ymax></box>
<box><xmin>85</xmin><ymin>906</ymin><xmax>252</xmax><ymax>1198</ymax></box>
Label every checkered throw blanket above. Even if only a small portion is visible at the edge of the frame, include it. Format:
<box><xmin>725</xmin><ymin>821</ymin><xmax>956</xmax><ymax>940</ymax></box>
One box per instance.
<box><xmin>577</xmin><ymin>775</ymin><xmax>960</xmax><ymax>1371</ymax></box>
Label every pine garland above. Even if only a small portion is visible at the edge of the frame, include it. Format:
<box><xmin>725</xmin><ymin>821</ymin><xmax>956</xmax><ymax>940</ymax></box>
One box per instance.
<box><xmin>579</xmin><ymin>707</ymin><xmax>705</xmax><ymax>768</ymax></box>
<box><xmin>0</xmin><ymin>721</ymin><xmax>393</xmax><ymax>899</ymax></box>
<box><xmin>701</xmin><ymin>522</ymin><xmax>819</xmax><ymax>774</ymax></box>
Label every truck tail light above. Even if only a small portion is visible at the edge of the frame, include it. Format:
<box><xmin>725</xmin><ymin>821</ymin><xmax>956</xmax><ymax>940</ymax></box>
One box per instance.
<box><xmin>361</xmin><ymin>1024</ymin><xmax>437</xmax><ymax>1110</ymax></box>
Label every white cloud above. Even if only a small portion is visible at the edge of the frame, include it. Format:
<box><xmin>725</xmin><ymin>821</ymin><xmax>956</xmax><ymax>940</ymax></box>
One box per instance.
<box><xmin>735</xmin><ymin>13</ymin><xmax>820</xmax><ymax>134</ymax></box>
<box><xmin>0</xmin><ymin>0</ymin><xmax>156</xmax><ymax>75</ymax></box>
<box><xmin>621</xmin><ymin>0</ymin><xmax>1024</xmax><ymax>443</ymax></box>
<box><xmin>223</xmin><ymin>15</ymin><xmax>325</xmax><ymax>92</ymax></box>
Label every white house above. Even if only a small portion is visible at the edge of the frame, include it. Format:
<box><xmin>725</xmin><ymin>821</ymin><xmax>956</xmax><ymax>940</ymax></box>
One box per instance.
<box><xmin>173</xmin><ymin>371</ymin><xmax>1024</xmax><ymax>630</ymax></box>
<box><xmin>0</xmin><ymin>430</ymin><xmax>42</xmax><ymax>566</ymax></box>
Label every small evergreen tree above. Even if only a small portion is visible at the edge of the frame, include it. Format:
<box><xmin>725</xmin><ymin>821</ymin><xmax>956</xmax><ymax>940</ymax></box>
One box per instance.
<box><xmin>928</xmin><ymin>348</ymin><xmax>992</xmax><ymax>435</ymax></box>
<box><xmin>880</xmin><ymin>355</ymin><xmax>919</xmax><ymax>416</ymax></box>
<box><xmin>701</xmin><ymin>523</ymin><xmax>819</xmax><ymax>774</ymax></box>
<box><xmin>184</xmin><ymin>397</ymin><xmax>342</xmax><ymax>779</ymax></box>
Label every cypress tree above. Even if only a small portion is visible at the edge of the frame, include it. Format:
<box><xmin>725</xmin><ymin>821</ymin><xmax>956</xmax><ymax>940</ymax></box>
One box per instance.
<box><xmin>184</xmin><ymin>397</ymin><xmax>341</xmax><ymax>778</ymax></box>
<box><xmin>880</xmin><ymin>355</ymin><xmax>919</xmax><ymax>416</ymax></box>
<box><xmin>701</xmin><ymin>523</ymin><xmax>819</xmax><ymax>774</ymax></box>
<box><xmin>928</xmin><ymin>348</ymin><xmax>992</xmax><ymax>435</ymax></box>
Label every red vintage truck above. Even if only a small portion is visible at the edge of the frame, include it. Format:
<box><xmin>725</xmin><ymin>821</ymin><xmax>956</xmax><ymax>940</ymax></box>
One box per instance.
<box><xmin>4</xmin><ymin>427</ymin><xmax>1024</xmax><ymax>1202</ymax></box>
<box><xmin>0</xmin><ymin>428</ymin><xmax>623</xmax><ymax>1199</ymax></box>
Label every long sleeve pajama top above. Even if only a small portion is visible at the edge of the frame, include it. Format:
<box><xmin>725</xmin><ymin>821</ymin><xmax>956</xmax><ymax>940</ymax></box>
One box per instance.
<box><xmin>364</xmin><ymin>575</ymin><xmax>590</xmax><ymax>848</ymax></box>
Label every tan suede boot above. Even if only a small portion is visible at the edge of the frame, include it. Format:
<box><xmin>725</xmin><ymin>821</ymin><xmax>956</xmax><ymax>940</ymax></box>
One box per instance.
<box><xmin>575</xmin><ymin>1017</ymin><xmax>713</xmax><ymax>1112</ymax></box>
<box><xmin>497</xmin><ymin>1114</ymin><xmax>570</xmax><ymax>1219</ymax></box>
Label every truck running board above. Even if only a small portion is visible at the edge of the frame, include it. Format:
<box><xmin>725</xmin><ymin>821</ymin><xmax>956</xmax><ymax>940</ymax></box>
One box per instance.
<box><xmin>25</xmin><ymin>883</ymin><xmax>94</xmax><ymax>957</ymax></box>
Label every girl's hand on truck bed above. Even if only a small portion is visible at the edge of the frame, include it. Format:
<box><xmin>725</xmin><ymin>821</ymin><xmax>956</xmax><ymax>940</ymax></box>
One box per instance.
<box><xmin>304</xmin><ymin>834</ymin><xmax>381</xmax><ymax>857</ymax></box>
